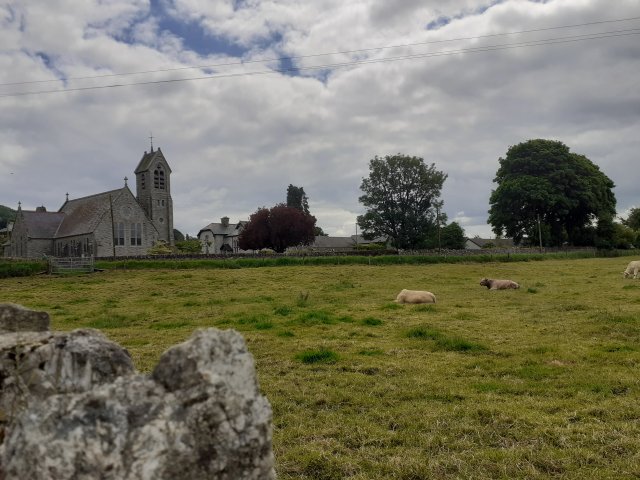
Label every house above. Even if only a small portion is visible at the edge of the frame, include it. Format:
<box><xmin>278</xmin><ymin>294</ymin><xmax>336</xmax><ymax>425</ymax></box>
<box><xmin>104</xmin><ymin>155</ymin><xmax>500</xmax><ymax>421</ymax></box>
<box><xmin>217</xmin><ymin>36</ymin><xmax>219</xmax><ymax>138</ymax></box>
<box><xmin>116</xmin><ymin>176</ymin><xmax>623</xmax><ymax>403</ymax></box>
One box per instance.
<box><xmin>465</xmin><ymin>237</ymin><xmax>515</xmax><ymax>250</ymax></box>
<box><xmin>197</xmin><ymin>217</ymin><xmax>249</xmax><ymax>254</ymax></box>
<box><xmin>5</xmin><ymin>146</ymin><xmax>174</xmax><ymax>259</ymax></box>
<box><xmin>287</xmin><ymin>234</ymin><xmax>390</xmax><ymax>253</ymax></box>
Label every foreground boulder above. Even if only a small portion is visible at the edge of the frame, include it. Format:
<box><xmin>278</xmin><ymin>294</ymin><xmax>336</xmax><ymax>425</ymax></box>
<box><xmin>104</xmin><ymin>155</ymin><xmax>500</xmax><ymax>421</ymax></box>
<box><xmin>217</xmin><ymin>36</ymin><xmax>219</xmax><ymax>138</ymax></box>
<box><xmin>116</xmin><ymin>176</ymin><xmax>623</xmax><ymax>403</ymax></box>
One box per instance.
<box><xmin>0</xmin><ymin>318</ymin><xmax>135</xmax><ymax>432</ymax></box>
<box><xmin>0</xmin><ymin>304</ymin><xmax>275</xmax><ymax>480</ymax></box>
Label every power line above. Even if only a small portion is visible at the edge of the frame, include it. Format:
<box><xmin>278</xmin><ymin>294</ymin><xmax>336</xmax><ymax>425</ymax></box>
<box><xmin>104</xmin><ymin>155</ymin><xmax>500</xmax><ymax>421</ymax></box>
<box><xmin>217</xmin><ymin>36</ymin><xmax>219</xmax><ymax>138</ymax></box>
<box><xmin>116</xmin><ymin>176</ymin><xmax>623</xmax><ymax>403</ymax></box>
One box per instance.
<box><xmin>2</xmin><ymin>28</ymin><xmax>639</xmax><ymax>98</ymax></box>
<box><xmin>2</xmin><ymin>15</ymin><xmax>640</xmax><ymax>88</ymax></box>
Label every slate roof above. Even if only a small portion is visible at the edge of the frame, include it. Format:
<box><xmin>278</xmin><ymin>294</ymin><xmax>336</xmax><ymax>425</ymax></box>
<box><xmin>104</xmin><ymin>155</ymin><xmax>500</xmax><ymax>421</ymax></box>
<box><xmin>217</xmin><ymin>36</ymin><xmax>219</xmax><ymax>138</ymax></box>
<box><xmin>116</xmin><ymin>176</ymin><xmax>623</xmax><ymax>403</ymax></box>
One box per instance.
<box><xmin>134</xmin><ymin>147</ymin><xmax>172</xmax><ymax>174</ymax></box>
<box><xmin>20</xmin><ymin>211</ymin><xmax>65</xmax><ymax>238</ymax></box>
<box><xmin>198</xmin><ymin>221</ymin><xmax>247</xmax><ymax>238</ymax></box>
<box><xmin>312</xmin><ymin>236</ymin><xmax>355</xmax><ymax>249</ymax></box>
<box><xmin>466</xmin><ymin>237</ymin><xmax>515</xmax><ymax>248</ymax></box>
<box><xmin>55</xmin><ymin>188</ymin><xmax>125</xmax><ymax>238</ymax></box>
<box><xmin>351</xmin><ymin>235</ymin><xmax>388</xmax><ymax>244</ymax></box>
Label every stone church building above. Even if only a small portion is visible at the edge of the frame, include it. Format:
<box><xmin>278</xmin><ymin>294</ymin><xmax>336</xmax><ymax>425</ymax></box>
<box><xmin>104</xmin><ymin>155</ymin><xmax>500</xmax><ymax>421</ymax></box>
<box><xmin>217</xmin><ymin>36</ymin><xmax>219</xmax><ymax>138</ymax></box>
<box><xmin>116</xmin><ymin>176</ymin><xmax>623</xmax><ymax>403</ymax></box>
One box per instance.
<box><xmin>6</xmin><ymin>147</ymin><xmax>174</xmax><ymax>259</ymax></box>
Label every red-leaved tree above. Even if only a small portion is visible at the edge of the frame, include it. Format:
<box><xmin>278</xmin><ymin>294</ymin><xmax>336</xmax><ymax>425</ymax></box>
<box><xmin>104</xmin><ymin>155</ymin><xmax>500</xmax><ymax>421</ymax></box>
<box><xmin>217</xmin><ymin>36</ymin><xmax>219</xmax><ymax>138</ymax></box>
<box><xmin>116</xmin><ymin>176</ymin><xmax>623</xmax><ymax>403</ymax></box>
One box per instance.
<box><xmin>239</xmin><ymin>204</ymin><xmax>316</xmax><ymax>253</ymax></box>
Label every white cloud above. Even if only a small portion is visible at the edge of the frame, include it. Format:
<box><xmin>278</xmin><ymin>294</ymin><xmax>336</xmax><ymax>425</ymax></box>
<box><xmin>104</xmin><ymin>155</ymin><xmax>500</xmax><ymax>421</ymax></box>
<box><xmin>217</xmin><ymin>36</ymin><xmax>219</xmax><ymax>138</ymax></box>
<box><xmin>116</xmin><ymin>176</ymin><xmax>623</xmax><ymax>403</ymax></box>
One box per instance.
<box><xmin>1</xmin><ymin>0</ymin><xmax>639</xmax><ymax>239</ymax></box>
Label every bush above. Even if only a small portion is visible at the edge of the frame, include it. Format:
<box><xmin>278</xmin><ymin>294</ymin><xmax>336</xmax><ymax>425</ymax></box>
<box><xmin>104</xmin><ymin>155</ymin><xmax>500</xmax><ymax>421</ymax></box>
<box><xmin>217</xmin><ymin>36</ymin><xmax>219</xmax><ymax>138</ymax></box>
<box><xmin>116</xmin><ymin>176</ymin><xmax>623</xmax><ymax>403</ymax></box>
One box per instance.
<box><xmin>147</xmin><ymin>241</ymin><xmax>173</xmax><ymax>256</ymax></box>
<box><xmin>0</xmin><ymin>260</ymin><xmax>47</xmax><ymax>278</ymax></box>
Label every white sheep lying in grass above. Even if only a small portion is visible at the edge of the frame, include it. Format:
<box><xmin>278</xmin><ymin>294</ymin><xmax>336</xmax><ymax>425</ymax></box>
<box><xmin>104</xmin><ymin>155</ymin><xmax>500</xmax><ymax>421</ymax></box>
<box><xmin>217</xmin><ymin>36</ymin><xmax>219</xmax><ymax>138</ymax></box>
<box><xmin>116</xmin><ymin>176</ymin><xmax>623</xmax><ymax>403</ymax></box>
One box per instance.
<box><xmin>622</xmin><ymin>260</ymin><xmax>640</xmax><ymax>279</ymax></box>
<box><xmin>395</xmin><ymin>289</ymin><xmax>436</xmax><ymax>304</ymax></box>
<box><xmin>480</xmin><ymin>278</ymin><xmax>520</xmax><ymax>290</ymax></box>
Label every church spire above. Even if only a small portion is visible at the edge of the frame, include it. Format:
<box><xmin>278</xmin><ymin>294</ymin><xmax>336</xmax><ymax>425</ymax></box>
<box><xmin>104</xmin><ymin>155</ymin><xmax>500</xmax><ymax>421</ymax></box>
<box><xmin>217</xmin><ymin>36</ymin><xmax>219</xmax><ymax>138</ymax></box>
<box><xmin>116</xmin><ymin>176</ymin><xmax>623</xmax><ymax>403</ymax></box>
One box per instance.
<box><xmin>149</xmin><ymin>132</ymin><xmax>154</xmax><ymax>152</ymax></box>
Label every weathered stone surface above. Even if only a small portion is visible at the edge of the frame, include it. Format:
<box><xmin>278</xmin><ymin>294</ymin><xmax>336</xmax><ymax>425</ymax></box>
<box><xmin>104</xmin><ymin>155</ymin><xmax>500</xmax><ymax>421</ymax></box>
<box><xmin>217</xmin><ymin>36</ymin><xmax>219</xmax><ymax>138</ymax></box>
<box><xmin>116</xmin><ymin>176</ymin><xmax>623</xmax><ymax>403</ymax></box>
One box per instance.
<box><xmin>0</xmin><ymin>328</ymin><xmax>135</xmax><ymax>426</ymax></box>
<box><xmin>2</xmin><ymin>328</ymin><xmax>275</xmax><ymax>480</ymax></box>
<box><xmin>0</xmin><ymin>303</ymin><xmax>50</xmax><ymax>333</ymax></box>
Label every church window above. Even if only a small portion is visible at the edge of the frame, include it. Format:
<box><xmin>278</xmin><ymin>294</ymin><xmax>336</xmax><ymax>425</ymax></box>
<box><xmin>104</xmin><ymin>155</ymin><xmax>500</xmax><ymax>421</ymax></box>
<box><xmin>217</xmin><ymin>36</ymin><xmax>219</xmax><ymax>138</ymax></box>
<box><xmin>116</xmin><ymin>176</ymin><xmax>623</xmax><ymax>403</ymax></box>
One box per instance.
<box><xmin>114</xmin><ymin>222</ymin><xmax>125</xmax><ymax>246</ymax></box>
<box><xmin>141</xmin><ymin>174</ymin><xmax>145</xmax><ymax>190</ymax></box>
<box><xmin>154</xmin><ymin>165</ymin><xmax>165</xmax><ymax>190</ymax></box>
<box><xmin>131</xmin><ymin>223</ymin><xmax>142</xmax><ymax>246</ymax></box>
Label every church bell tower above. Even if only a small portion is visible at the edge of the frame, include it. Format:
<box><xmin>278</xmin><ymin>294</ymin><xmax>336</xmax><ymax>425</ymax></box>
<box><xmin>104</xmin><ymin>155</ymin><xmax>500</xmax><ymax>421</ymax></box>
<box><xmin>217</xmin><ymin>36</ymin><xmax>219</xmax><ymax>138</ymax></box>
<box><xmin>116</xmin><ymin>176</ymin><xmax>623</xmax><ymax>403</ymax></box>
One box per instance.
<box><xmin>134</xmin><ymin>142</ymin><xmax>174</xmax><ymax>246</ymax></box>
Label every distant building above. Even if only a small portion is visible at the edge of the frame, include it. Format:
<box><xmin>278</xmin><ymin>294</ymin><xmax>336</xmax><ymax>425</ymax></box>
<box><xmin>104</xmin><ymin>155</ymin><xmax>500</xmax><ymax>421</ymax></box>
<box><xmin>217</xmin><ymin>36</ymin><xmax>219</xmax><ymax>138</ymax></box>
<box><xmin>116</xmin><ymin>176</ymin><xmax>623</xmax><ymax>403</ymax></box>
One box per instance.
<box><xmin>197</xmin><ymin>217</ymin><xmax>249</xmax><ymax>254</ymax></box>
<box><xmin>465</xmin><ymin>237</ymin><xmax>515</xmax><ymax>250</ymax></box>
<box><xmin>5</xmin><ymin>147</ymin><xmax>174</xmax><ymax>258</ymax></box>
<box><xmin>289</xmin><ymin>235</ymin><xmax>390</xmax><ymax>253</ymax></box>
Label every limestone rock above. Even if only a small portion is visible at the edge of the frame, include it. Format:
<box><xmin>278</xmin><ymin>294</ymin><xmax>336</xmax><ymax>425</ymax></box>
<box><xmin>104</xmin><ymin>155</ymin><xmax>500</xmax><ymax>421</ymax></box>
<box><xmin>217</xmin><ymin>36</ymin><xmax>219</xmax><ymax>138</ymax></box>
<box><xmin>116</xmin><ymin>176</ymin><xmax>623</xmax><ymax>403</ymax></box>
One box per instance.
<box><xmin>0</xmin><ymin>303</ymin><xmax>49</xmax><ymax>333</ymax></box>
<box><xmin>0</xmin><ymin>328</ymin><xmax>135</xmax><ymax>426</ymax></box>
<box><xmin>2</xmin><ymin>328</ymin><xmax>275</xmax><ymax>480</ymax></box>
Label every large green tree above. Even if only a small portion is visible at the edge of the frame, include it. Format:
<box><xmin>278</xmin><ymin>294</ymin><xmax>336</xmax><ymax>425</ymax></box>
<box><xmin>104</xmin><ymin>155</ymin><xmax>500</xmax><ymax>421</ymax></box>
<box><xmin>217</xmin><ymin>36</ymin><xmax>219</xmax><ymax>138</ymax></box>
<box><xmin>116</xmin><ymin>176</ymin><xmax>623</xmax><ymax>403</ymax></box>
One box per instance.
<box><xmin>622</xmin><ymin>207</ymin><xmax>640</xmax><ymax>231</ymax></box>
<box><xmin>488</xmin><ymin>139</ymin><xmax>616</xmax><ymax>246</ymax></box>
<box><xmin>239</xmin><ymin>204</ymin><xmax>316</xmax><ymax>253</ymax></box>
<box><xmin>357</xmin><ymin>154</ymin><xmax>447</xmax><ymax>249</ymax></box>
<box><xmin>286</xmin><ymin>185</ymin><xmax>310</xmax><ymax>215</ymax></box>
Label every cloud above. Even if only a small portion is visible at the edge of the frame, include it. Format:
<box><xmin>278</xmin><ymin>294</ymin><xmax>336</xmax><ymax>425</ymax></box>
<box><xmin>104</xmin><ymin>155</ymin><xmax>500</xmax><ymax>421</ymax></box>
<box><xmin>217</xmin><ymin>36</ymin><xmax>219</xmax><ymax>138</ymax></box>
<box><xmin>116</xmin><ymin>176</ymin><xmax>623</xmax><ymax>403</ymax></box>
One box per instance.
<box><xmin>1</xmin><ymin>0</ymin><xmax>639</xmax><ymax>241</ymax></box>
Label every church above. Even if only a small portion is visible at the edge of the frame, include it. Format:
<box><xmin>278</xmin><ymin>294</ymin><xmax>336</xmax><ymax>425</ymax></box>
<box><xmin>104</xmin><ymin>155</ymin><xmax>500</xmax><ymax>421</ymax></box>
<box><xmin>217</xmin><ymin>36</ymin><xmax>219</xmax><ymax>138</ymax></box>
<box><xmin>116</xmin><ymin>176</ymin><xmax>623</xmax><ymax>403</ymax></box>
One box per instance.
<box><xmin>6</xmin><ymin>146</ymin><xmax>174</xmax><ymax>259</ymax></box>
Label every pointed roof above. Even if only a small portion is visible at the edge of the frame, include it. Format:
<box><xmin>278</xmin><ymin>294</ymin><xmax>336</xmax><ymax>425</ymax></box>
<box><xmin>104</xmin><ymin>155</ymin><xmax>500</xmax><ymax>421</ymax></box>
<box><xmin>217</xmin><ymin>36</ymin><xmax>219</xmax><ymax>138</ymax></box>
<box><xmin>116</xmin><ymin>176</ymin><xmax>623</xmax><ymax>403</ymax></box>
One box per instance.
<box><xmin>55</xmin><ymin>188</ymin><xmax>126</xmax><ymax>238</ymax></box>
<box><xmin>198</xmin><ymin>220</ymin><xmax>249</xmax><ymax>238</ymax></box>
<box><xmin>134</xmin><ymin>147</ymin><xmax>171</xmax><ymax>174</ymax></box>
<box><xmin>19</xmin><ymin>210</ymin><xmax>65</xmax><ymax>238</ymax></box>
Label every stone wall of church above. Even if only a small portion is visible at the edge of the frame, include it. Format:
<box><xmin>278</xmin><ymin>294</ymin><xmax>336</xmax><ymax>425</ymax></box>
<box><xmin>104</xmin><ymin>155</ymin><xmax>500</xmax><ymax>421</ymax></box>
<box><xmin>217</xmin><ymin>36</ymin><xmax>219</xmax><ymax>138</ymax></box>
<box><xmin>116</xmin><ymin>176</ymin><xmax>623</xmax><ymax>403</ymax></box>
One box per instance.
<box><xmin>93</xmin><ymin>193</ymin><xmax>159</xmax><ymax>258</ymax></box>
<box><xmin>26</xmin><ymin>239</ymin><xmax>54</xmax><ymax>259</ymax></box>
<box><xmin>6</xmin><ymin>220</ymin><xmax>53</xmax><ymax>259</ymax></box>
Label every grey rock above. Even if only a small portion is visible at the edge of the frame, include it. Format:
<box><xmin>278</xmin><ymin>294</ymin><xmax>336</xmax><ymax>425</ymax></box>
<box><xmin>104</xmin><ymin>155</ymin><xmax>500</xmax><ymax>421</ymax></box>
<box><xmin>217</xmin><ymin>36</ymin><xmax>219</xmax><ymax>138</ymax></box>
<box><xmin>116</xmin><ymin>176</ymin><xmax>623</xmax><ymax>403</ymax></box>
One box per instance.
<box><xmin>2</xmin><ymin>328</ymin><xmax>275</xmax><ymax>480</ymax></box>
<box><xmin>0</xmin><ymin>303</ymin><xmax>50</xmax><ymax>333</ymax></box>
<box><xmin>0</xmin><ymin>328</ymin><xmax>135</xmax><ymax>426</ymax></box>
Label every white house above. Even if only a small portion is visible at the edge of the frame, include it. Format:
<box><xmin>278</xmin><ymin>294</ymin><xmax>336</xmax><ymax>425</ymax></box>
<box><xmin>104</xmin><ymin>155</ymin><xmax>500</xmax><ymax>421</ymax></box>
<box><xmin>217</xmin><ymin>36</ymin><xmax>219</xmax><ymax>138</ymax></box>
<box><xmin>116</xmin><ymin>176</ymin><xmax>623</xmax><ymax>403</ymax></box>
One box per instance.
<box><xmin>197</xmin><ymin>217</ymin><xmax>248</xmax><ymax>254</ymax></box>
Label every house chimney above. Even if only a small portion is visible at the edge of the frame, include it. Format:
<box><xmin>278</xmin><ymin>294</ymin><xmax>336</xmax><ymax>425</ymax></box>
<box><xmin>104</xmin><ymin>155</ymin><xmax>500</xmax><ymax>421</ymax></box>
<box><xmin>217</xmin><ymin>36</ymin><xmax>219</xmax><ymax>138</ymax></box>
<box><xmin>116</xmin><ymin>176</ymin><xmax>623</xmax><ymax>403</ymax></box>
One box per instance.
<box><xmin>221</xmin><ymin>217</ymin><xmax>229</xmax><ymax>227</ymax></box>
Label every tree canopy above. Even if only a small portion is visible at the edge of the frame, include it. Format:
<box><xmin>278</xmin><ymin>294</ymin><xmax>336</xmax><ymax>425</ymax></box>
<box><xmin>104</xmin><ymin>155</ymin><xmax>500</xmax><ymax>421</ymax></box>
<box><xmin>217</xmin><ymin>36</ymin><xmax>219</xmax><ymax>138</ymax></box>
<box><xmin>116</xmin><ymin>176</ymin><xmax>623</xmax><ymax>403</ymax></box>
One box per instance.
<box><xmin>239</xmin><ymin>204</ymin><xmax>316</xmax><ymax>253</ymax></box>
<box><xmin>357</xmin><ymin>154</ymin><xmax>447</xmax><ymax>249</ymax></box>
<box><xmin>0</xmin><ymin>205</ymin><xmax>16</xmax><ymax>230</ymax></box>
<box><xmin>286</xmin><ymin>185</ymin><xmax>310</xmax><ymax>215</ymax></box>
<box><xmin>622</xmin><ymin>207</ymin><xmax>640</xmax><ymax>231</ymax></box>
<box><xmin>488</xmin><ymin>139</ymin><xmax>616</xmax><ymax>246</ymax></box>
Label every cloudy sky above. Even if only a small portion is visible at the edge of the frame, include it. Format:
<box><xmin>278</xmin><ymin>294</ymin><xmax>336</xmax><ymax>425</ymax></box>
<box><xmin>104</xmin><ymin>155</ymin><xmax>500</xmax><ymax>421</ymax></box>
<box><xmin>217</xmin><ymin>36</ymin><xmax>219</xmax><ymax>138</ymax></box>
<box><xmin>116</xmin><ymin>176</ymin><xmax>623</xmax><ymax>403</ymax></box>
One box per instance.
<box><xmin>1</xmin><ymin>0</ymin><xmax>639</xmax><ymax>238</ymax></box>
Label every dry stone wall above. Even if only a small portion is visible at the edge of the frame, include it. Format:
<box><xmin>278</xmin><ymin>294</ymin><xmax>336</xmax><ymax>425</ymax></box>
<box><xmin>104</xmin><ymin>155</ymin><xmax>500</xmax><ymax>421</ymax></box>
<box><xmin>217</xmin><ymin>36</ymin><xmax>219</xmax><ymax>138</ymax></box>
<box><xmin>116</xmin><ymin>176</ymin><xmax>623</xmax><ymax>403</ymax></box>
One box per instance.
<box><xmin>0</xmin><ymin>303</ymin><xmax>275</xmax><ymax>480</ymax></box>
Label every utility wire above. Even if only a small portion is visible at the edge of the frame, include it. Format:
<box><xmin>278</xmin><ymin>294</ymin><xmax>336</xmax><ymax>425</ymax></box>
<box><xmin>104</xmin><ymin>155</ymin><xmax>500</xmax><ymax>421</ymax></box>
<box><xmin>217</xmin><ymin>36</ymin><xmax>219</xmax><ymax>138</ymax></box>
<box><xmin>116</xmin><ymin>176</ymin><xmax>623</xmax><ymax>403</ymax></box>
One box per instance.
<box><xmin>2</xmin><ymin>15</ymin><xmax>640</xmax><ymax>88</ymax></box>
<box><xmin>1</xmin><ymin>28</ymin><xmax>639</xmax><ymax>98</ymax></box>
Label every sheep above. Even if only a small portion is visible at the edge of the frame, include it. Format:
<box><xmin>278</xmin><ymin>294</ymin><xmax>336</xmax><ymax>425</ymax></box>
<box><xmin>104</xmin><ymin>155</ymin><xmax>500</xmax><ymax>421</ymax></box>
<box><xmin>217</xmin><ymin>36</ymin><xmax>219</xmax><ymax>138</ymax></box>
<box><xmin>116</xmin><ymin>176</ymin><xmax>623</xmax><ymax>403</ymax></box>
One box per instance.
<box><xmin>395</xmin><ymin>289</ymin><xmax>436</xmax><ymax>304</ymax></box>
<box><xmin>480</xmin><ymin>278</ymin><xmax>520</xmax><ymax>290</ymax></box>
<box><xmin>622</xmin><ymin>260</ymin><xmax>640</xmax><ymax>279</ymax></box>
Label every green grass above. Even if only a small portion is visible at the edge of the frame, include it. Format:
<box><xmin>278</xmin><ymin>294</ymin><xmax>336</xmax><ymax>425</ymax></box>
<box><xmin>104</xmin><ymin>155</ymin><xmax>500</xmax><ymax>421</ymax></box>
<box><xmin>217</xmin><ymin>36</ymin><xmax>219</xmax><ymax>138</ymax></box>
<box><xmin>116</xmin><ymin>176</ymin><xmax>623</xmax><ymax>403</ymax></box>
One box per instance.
<box><xmin>2</xmin><ymin>257</ymin><xmax>640</xmax><ymax>479</ymax></box>
<box><xmin>295</xmin><ymin>348</ymin><xmax>339</xmax><ymax>364</ymax></box>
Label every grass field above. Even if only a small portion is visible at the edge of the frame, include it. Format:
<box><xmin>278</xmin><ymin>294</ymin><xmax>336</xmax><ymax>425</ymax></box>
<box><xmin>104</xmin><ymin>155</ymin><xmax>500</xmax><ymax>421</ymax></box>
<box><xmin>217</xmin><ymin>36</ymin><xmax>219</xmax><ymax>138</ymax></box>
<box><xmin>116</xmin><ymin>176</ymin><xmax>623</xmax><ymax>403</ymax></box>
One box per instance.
<box><xmin>2</xmin><ymin>256</ymin><xmax>639</xmax><ymax>479</ymax></box>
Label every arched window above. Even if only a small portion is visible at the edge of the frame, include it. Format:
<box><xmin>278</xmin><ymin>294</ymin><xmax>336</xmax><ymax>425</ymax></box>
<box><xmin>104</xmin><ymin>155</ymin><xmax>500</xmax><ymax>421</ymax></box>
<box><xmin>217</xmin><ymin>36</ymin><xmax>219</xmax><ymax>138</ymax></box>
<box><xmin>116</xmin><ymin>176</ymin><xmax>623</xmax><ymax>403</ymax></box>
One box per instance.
<box><xmin>154</xmin><ymin>164</ymin><xmax>165</xmax><ymax>190</ymax></box>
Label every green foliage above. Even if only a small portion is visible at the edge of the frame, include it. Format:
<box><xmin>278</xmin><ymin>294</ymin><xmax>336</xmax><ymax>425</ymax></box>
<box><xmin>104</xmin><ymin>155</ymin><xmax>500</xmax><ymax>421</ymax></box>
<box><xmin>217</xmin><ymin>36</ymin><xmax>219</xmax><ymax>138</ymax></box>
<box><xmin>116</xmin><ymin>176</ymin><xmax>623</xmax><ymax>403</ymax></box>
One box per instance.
<box><xmin>239</xmin><ymin>204</ymin><xmax>316</xmax><ymax>253</ymax></box>
<box><xmin>286</xmin><ymin>184</ymin><xmax>310</xmax><ymax>215</ymax></box>
<box><xmin>424</xmin><ymin>221</ymin><xmax>466</xmax><ymax>249</ymax></box>
<box><xmin>0</xmin><ymin>204</ymin><xmax>16</xmax><ymax>230</ymax></box>
<box><xmin>0</xmin><ymin>260</ymin><xmax>47</xmax><ymax>278</ymax></box>
<box><xmin>622</xmin><ymin>207</ymin><xmax>640</xmax><ymax>231</ymax></box>
<box><xmin>92</xmin><ymin>249</ymin><xmax>637</xmax><ymax>272</ymax></box>
<box><xmin>488</xmin><ymin>139</ymin><xmax>616</xmax><ymax>246</ymax></box>
<box><xmin>357</xmin><ymin>154</ymin><xmax>447</xmax><ymax>249</ymax></box>
<box><xmin>612</xmin><ymin>222</ymin><xmax>637</xmax><ymax>249</ymax></box>
<box><xmin>147</xmin><ymin>241</ymin><xmax>173</xmax><ymax>256</ymax></box>
<box><xmin>175</xmin><ymin>238</ymin><xmax>202</xmax><ymax>253</ymax></box>
<box><xmin>173</xmin><ymin>228</ymin><xmax>185</xmax><ymax>242</ymax></box>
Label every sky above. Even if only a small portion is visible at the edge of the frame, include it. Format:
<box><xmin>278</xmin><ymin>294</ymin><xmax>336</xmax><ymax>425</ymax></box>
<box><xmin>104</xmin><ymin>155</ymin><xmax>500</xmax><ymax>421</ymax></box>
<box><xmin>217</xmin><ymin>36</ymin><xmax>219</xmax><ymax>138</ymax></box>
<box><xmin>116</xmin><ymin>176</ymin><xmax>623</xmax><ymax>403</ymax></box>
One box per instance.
<box><xmin>1</xmin><ymin>0</ymin><xmax>639</xmax><ymax>238</ymax></box>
